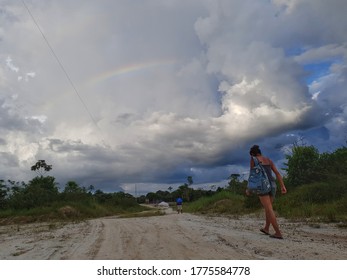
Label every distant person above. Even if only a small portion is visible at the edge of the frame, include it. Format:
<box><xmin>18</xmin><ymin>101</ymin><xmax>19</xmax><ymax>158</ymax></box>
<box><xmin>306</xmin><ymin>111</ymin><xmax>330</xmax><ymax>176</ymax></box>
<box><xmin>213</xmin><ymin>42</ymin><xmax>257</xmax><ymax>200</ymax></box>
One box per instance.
<box><xmin>176</xmin><ymin>197</ymin><xmax>183</xmax><ymax>214</ymax></box>
<box><xmin>247</xmin><ymin>145</ymin><xmax>287</xmax><ymax>239</ymax></box>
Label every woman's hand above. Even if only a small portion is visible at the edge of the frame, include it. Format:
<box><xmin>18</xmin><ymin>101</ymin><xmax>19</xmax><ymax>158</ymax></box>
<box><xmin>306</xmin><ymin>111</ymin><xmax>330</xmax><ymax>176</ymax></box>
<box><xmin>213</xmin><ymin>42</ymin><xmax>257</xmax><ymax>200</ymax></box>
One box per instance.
<box><xmin>281</xmin><ymin>186</ymin><xmax>287</xmax><ymax>194</ymax></box>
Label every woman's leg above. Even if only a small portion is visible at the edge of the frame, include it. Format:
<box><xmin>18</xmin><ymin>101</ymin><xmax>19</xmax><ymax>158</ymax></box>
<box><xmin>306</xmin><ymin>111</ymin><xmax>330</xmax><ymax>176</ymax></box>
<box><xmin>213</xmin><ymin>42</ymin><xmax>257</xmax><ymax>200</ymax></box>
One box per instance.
<box><xmin>262</xmin><ymin>195</ymin><xmax>274</xmax><ymax>232</ymax></box>
<box><xmin>258</xmin><ymin>195</ymin><xmax>282</xmax><ymax>237</ymax></box>
<box><xmin>263</xmin><ymin>211</ymin><xmax>270</xmax><ymax>233</ymax></box>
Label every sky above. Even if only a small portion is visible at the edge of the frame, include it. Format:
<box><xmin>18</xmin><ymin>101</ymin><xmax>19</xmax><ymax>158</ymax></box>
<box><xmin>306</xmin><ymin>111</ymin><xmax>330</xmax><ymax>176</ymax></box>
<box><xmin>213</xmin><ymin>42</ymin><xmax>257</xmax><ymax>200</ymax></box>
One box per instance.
<box><xmin>1</xmin><ymin>0</ymin><xmax>346</xmax><ymax>195</ymax></box>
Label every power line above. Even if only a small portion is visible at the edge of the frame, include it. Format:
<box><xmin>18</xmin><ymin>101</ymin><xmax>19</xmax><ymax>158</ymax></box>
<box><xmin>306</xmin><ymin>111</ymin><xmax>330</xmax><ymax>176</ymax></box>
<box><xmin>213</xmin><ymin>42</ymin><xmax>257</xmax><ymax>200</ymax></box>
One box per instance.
<box><xmin>21</xmin><ymin>0</ymin><xmax>106</xmax><ymax>145</ymax></box>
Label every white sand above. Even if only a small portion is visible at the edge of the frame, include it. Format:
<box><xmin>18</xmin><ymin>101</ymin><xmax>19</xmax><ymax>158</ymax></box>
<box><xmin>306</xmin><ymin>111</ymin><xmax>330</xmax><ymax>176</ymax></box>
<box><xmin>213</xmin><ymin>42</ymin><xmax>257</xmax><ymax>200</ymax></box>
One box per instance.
<box><xmin>1</xmin><ymin>209</ymin><xmax>346</xmax><ymax>260</ymax></box>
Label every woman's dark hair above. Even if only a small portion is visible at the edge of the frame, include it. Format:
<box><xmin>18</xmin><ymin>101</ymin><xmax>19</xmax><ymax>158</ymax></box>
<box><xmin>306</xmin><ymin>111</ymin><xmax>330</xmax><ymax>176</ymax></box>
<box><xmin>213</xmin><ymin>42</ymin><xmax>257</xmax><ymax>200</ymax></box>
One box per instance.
<box><xmin>250</xmin><ymin>145</ymin><xmax>261</xmax><ymax>156</ymax></box>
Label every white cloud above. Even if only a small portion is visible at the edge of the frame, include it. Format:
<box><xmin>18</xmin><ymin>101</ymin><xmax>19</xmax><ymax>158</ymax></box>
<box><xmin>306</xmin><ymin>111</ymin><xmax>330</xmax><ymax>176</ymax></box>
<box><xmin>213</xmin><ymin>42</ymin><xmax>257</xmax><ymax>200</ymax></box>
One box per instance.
<box><xmin>271</xmin><ymin>0</ymin><xmax>301</xmax><ymax>14</ymax></box>
<box><xmin>5</xmin><ymin>56</ymin><xmax>19</xmax><ymax>72</ymax></box>
<box><xmin>294</xmin><ymin>44</ymin><xmax>347</xmax><ymax>64</ymax></box>
<box><xmin>0</xmin><ymin>0</ymin><xmax>346</xmax><ymax>192</ymax></box>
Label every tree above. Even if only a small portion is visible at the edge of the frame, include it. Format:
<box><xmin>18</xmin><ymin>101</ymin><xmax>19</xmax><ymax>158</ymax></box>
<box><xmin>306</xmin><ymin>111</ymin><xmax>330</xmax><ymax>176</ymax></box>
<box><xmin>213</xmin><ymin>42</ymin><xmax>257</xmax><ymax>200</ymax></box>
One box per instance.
<box><xmin>62</xmin><ymin>181</ymin><xmax>90</xmax><ymax>201</ymax></box>
<box><xmin>31</xmin><ymin>160</ymin><xmax>52</xmax><ymax>176</ymax></box>
<box><xmin>284</xmin><ymin>145</ymin><xmax>320</xmax><ymax>187</ymax></box>
<box><xmin>178</xmin><ymin>183</ymin><xmax>193</xmax><ymax>202</ymax></box>
<box><xmin>64</xmin><ymin>181</ymin><xmax>85</xmax><ymax>194</ymax></box>
<box><xmin>94</xmin><ymin>189</ymin><xmax>112</xmax><ymax>204</ymax></box>
<box><xmin>187</xmin><ymin>176</ymin><xmax>193</xmax><ymax>186</ymax></box>
<box><xmin>87</xmin><ymin>185</ymin><xmax>95</xmax><ymax>194</ymax></box>
<box><xmin>9</xmin><ymin>176</ymin><xmax>58</xmax><ymax>209</ymax></box>
<box><xmin>227</xmin><ymin>173</ymin><xmax>246</xmax><ymax>195</ymax></box>
<box><xmin>146</xmin><ymin>192</ymin><xmax>159</xmax><ymax>204</ymax></box>
<box><xmin>227</xmin><ymin>173</ymin><xmax>240</xmax><ymax>192</ymax></box>
<box><xmin>317</xmin><ymin>146</ymin><xmax>347</xmax><ymax>178</ymax></box>
<box><xmin>6</xmin><ymin>160</ymin><xmax>57</xmax><ymax>209</ymax></box>
<box><xmin>0</xmin><ymin>179</ymin><xmax>9</xmax><ymax>209</ymax></box>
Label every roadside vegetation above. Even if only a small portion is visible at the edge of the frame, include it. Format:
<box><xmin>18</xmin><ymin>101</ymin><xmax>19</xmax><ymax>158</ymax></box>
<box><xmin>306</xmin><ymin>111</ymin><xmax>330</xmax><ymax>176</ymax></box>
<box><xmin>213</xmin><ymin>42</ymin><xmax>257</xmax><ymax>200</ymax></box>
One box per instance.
<box><xmin>185</xmin><ymin>145</ymin><xmax>347</xmax><ymax>224</ymax></box>
<box><xmin>0</xmin><ymin>160</ymin><xmax>148</xmax><ymax>225</ymax></box>
<box><xmin>0</xmin><ymin>145</ymin><xmax>346</xmax><ymax>225</ymax></box>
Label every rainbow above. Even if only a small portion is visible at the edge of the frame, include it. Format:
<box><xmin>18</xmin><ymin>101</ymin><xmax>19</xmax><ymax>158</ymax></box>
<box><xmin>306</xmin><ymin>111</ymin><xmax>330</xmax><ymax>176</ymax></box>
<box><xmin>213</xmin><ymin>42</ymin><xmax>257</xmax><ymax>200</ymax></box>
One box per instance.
<box><xmin>88</xmin><ymin>59</ymin><xmax>178</xmax><ymax>86</ymax></box>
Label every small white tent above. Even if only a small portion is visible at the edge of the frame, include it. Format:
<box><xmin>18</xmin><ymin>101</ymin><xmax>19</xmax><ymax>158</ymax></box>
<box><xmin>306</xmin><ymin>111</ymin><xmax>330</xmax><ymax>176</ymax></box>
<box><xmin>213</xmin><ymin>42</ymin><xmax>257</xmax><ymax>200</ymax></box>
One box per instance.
<box><xmin>157</xmin><ymin>201</ymin><xmax>169</xmax><ymax>208</ymax></box>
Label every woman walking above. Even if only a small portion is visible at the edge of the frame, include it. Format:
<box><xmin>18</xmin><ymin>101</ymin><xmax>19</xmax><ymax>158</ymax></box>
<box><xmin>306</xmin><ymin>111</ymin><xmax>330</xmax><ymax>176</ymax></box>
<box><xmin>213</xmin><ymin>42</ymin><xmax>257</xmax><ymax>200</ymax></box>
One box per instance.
<box><xmin>247</xmin><ymin>145</ymin><xmax>287</xmax><ymax>239</ymax></box>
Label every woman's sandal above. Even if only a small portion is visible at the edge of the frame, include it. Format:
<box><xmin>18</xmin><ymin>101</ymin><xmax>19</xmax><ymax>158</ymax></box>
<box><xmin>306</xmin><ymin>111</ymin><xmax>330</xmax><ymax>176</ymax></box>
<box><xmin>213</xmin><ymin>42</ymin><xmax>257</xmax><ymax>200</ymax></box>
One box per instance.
<box><xmin>269</xmin><ymin>234</ymin><xmax>283</xmax><ymax>239</ymax></box>
<box><xmin>260</xmin><ymin>228</ymin><xmax>270</xmax><ymax>235</ymax></box>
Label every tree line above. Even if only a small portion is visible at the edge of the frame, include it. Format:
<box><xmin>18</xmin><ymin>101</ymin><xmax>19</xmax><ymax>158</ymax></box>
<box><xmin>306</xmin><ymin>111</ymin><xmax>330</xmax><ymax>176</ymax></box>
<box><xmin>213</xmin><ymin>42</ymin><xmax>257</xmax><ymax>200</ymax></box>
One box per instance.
<box><xmin>1</xmin><ymin>144</ymin><xmax>346</xmax><ymax>212</ymax></box>
<box><xmin>284</xmin><ymin>145</ymin><xmax>347</xmax><ymax>187</ymax></box>
<box><xmin>0</xmin><ymin>160</ymin><xmax>138</xmax><ymax>211</ymax></box>
<box><xmin>140</xmin><ymin>144</ymin><xmax>347</xmax><ymax>204</ymax></box>
<box><xmin>137</xmin><ymin>176</ymin><xmax>226</xmax><ymax>204</ymax></box>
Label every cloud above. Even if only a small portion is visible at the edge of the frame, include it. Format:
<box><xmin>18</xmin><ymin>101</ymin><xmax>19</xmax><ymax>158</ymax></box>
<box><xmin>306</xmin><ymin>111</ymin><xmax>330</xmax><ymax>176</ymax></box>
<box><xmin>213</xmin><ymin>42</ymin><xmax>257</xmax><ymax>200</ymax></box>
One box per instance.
<box><xmin>6</xmin><ymin>56</ymin><xmax>19</xmax><ymax>72</ymax></box>
<box><xmin>294</xmin><ymin>44</ymin><xmax>347</xmax><ymax>64</ymax></box>
<box><xmin>0</xmin><ymin>0</ymin><xmax>346</xmax><ymax>193</ymax></box>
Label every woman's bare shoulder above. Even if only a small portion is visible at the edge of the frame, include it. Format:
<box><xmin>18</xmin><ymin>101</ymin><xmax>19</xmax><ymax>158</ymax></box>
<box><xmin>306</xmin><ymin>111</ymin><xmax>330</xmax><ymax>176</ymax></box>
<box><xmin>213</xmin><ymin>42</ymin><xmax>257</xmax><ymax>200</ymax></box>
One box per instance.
<box><xmin>258</xmin><ymin>156</ymin><xmax>272</xmax><ymax>165</ymax></box>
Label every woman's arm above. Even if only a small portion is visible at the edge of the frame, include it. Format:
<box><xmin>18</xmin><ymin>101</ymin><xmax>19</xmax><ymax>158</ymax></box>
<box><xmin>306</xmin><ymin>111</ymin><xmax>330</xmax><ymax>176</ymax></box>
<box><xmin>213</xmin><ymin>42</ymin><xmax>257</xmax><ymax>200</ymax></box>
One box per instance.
<box><xmin>270</xmin><ymin>160</ymin><xmax>287</xmax><ymax>194</ymax></box>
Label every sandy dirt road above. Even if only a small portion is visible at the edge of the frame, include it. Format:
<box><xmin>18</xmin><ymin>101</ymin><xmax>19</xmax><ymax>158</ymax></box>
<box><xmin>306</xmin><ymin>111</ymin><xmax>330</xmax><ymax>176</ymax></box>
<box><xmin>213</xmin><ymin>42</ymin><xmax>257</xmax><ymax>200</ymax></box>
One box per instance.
<box><xmin>1</xmin><ymin>208</ymin><xmax>346</xmax><ymax>260</ymax></box>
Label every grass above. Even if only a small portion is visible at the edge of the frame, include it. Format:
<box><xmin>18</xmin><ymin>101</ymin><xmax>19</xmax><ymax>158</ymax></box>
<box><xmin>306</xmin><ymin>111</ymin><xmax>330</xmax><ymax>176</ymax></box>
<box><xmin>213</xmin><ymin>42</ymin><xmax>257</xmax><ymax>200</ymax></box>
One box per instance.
<box><xmin>273</xmin><ymin>179</ymin><xmax>347</xmax><ymax>223</ymax></box>
<box><xmin>0</xmin><ymin>200</ymin><xmax>150</xmax><ymax>226</ymax></box>
<box><xmin>184</xmin><ymin>178</ymin><xmax>347</xmax><ymax>224</ymax></box>
<box><xmin>184</xmin><ymin>190</ymin><xmax>254</xmax><ymax>216</ymax></box>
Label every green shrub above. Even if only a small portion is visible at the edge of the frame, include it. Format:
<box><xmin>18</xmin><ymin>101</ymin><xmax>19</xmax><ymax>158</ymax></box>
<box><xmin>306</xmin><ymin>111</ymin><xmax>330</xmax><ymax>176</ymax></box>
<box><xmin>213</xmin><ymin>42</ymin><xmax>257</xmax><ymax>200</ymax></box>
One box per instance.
<box><xmin>185</xmin><ymin>190</ymin><xmax>251</xmax><ymax>215</ymax></box>
<box><xmin>274</xmin><ymin>177</ymin><xmax>347</xmax><ymax>222</ymax></box>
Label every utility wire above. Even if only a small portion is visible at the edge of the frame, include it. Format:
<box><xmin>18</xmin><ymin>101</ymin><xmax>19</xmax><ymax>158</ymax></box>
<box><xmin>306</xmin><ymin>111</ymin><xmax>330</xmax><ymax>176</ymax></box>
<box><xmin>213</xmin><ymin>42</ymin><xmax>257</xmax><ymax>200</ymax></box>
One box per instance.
<box><xmin>21</xmin><ymin>0</ymin><xmax>106</xmax><ymax>145</ymax></box>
